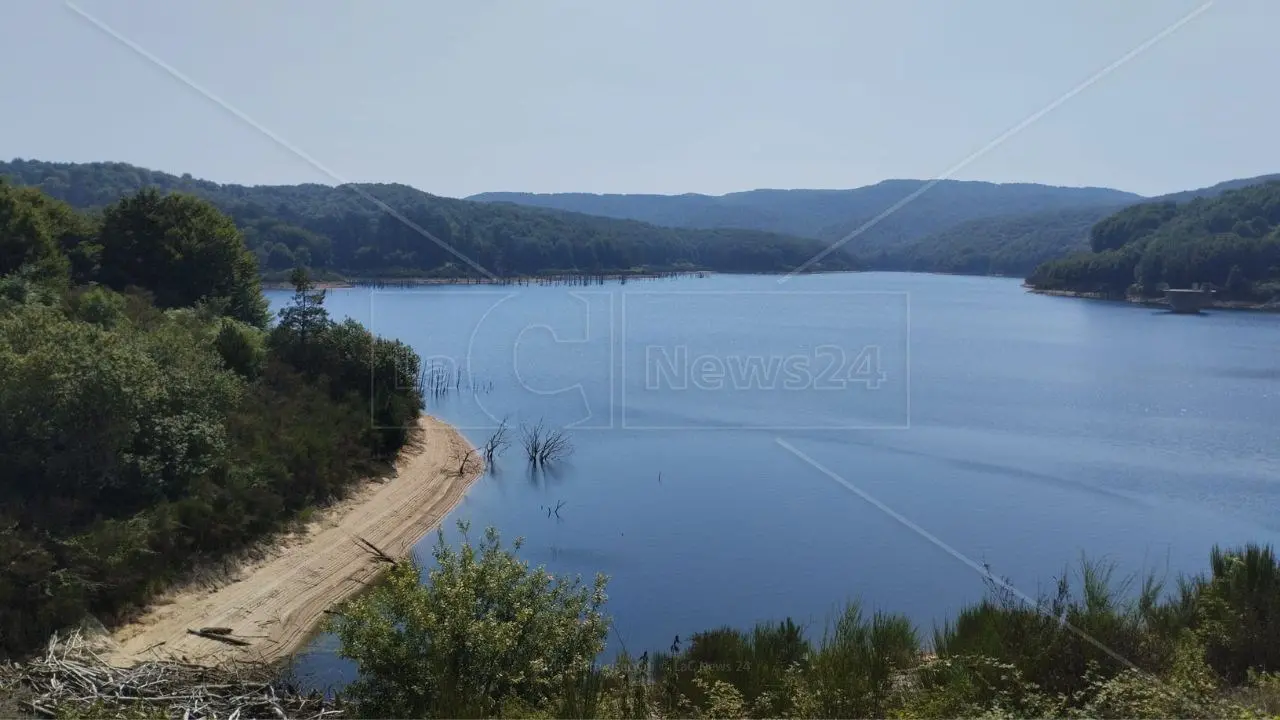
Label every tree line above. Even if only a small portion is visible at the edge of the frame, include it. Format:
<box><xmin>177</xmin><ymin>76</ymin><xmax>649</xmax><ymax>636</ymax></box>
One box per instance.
<box><xmin>0</xmin><ymin>180</ymin><xmax>422</xmax><ymax>658</ymax></box>
<box><xmin>1026</xmin><ymin>180</ymin><xmax>1280</xmax><ymax>300</ymax></box>
<box><xmin>0</xmin><ymin>159</ymin><xmax>852</xmax><ymax>280</ymax></box>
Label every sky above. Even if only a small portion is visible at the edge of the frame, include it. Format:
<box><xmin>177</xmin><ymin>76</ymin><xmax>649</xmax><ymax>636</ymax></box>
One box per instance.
<box><xmin>1</xmin><ymin>0</ymin><xmax>1277</xmax><ymax>199</ymax></box>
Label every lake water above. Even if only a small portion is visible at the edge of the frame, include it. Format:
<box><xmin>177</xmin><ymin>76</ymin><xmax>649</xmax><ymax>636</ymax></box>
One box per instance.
<box><xmin>266</xmin><ymin>272</ymin><xmax>1280</xmax><ymax>689</ymax></box>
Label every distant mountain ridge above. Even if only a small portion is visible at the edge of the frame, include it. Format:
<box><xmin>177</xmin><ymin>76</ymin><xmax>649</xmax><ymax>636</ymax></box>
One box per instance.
<box><xmin>472</xmin><ymin>176</ymin><xmax>1280</xmax><ymax>277</ymax></box>
<box><xmin>873</xmin><ymin>173</ymin><xmax>1280</xmax><ymax>276</ymax></box>
<box><xmin>9</xmin><ymin>159</ymin><xmax>1276</xmax><ymax>282</ymax></box>
<box><xmin>1152</xmin><ymin>173</ymin><xmax>1280</xmax><ymax>204</ymax></box>
<box><xmin>470</xmin><ymin>180</ymin><xmax>1142</xmax><ymax>251</ymax></box>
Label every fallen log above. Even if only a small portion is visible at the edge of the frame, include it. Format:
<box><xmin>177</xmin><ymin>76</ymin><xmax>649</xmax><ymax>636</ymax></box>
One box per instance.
<box><xmin>186</xmin><ymin>629</ymin><xmax>252</xmax><ymax>647</ymax></box>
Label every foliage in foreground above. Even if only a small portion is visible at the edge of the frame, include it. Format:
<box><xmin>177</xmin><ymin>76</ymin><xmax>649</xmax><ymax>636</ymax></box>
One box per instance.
<box><xmin>0</xmin><ymin>186</ymin><xmax>423</xmax><ymax>659</ymax></box>
<box><xmin>323</xmin><ymin>526</ymin><xmax>1280</xmax><ymax>719</ymax></box>
<box><xmin>328</xmin><ymin>523</ymin><xmax>609</xmax><ymax>718</ymax></box>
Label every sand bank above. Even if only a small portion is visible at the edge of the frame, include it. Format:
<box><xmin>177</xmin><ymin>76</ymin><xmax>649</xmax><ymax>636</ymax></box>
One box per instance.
<box><xmin>105</xmin><ymin>415</ymin><xmax>481</xmax><ymax>667</ymax></box>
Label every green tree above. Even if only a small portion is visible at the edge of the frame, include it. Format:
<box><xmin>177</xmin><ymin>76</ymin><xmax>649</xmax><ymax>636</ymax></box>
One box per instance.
<box><xmin>66</xmin><ymin>284</ymin><xmax>127</xmax><ymax>328</ymax></box>
<box><xmin>277</xmin><ymin>267</ymin><xmax>328</xmax><ymax>342</ymax></box>
<box><xmin>97</xmin><ymin>189</ymin><xmax>268</xmax><ymax>326</ymax></box>
<box><xmin>328</xmin><ymin>522</ymin><xmax>609</xmax><ymax>718</ymax></box>
<box><xmin>0</xmin><ymin>180</ymin><xmax>73</xmax><ymax>283</ymax></box>
<box><xmin>271</xmin><ymin>266</ymin><xmax>421</xmax><ymax>454</ymax></box>
<box><xmin>265</xmin><ymin>242</ymin><xmax>295</xmax><ymax>271</ymax></box>
<box><xmin>0</xmin><ymin>302</ymin><xmax>243</xmax><ymax>526</ymax></box>
<box><xmin>213</xmin><ymin>317</ymin><xmax>266</xmax><ymax>379</ymax></box>
<box><xmin>1089</xmin><ymin>202</ymin><xmax>1178</xmax><ymax>253</ymax></box>
<box><xmin>270</xmin><ymin>266</ymin><xmax>331</xmax><ymax>378</ymax></box>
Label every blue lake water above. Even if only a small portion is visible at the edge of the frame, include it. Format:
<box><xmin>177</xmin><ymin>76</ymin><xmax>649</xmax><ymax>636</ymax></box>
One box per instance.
<box><xmin>266</xmin><ymin>272</ymin><xmax>1280</xmax><ymax>688</ymax></box>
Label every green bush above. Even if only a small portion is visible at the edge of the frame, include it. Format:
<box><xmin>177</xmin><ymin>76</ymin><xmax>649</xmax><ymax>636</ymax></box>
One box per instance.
<box><xmin>1197</xmin><ymin>544</ymin><xmax>1280</xmax><ymax>682</ymax></box>
<box><xmin>328</xmin><ymin>523</ymin><xmax>609</xmax><ymax>718</ymax></box>
<box><xmin>66</xmin><ymin>284</ymin><xmax>127</xmax><ymax>328</ymax></box>
<box><xmin>213</xmin><ymin>317</ymin><xmax>266</xmax><ymax>379</ymax></box>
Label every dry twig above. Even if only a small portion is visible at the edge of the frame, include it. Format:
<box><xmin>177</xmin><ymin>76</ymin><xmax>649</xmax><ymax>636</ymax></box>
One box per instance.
<box><xmin>0</xmin><ymin>631</ymin><xmax>342</xmax><ymax>719</ymax></box>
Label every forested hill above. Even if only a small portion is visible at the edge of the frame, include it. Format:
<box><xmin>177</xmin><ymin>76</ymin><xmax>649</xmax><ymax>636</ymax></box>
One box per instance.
<box><xmin>854</xmin><ymin>173</ymin><xmax>1280</xmax><ymax>277</ymax></box>
<box><xmin>0</xmin><ymin>159</ymin><xmax>850</xmax><ymax>278</ymax></box>
<box><xmin>470</xmin><ymin>180</ymin><xmax>1142</xmax><ymax>249</ymax></box>
<box><xmin>864</xmin><ymin>205</ymin><xmax>1130</xmax><ymax>277</ymax></box>
<box><xmin>1026</xmin><ymin>180</ymin><xmax>1280</xmax><ymax>301</ymax></box>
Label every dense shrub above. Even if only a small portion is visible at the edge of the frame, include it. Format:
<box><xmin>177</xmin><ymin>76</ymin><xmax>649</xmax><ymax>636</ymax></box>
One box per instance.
<box><xmin>0</xmin><ymin>188</ymin><xmax>423</xmax><ymax>659</ymax></box>
<box><xmin>328</xmin><ymin>523</ymin><xmax>609</xmax><ymax>718</ymax></box>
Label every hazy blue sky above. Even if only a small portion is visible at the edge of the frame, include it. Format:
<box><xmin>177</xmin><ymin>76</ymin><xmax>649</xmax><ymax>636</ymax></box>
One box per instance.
<box><xmin>2</xmin><ymin>0</ymin><xmax>1276</xmax><ymax>198</ymax></box>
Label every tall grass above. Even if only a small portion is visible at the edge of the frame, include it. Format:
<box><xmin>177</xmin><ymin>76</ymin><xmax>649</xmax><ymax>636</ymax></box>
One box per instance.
<box><xmin>632</xmin><ymin>545</ymin><xmax>1280</xmax><ymax>717</ymax></box>
<box><xmin>1201</xmin><ymin>543</ymin><xmax>1280</xmax><ymax>682</ymax></box>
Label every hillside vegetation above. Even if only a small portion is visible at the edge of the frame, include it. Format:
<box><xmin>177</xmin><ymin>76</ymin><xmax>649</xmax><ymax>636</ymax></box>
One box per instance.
<box><xmin>473</xmin><ymin>180</ymin><xmax>1140</xmax><ymax>255</ymax></box>
<box><xmin>1027</xmin><ymin>180</ymin><xmax>1280</xmax><ymax>300</ymax></box>
<box><xmin>876</xmin><ymin>173</ymin><xmax>1280</xmax><ymax>276</ymax></box>
<box><xmin>864</xmin><ymin>205</ymin><xmax>1125</xmax><ymax>276</ymax></box>
<box><xmin>0</xmin><ymin>180</ymin><xmax>423</xmax><ymax>659</ymax></box>
<box><xmin>477</xmin><ymin>175</ymin><xmax>1280</xmax><ymax>279</ymax></box>
<box><xmin>0</xmin><ymin>160</ymin><xmax>850</xmax><ymax>279</ymax></box>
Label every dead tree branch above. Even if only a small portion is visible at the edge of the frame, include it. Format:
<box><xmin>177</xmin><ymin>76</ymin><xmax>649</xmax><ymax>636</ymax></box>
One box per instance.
<box><xmin>483</xmin><ymin>417</ymin><xmax>511</xmax><ymax>463</ymax></box>
<box><xmin>353</xmin><ymin>536</ymin><xmax>395</xmax><ymax>564</ymax></box>
<box><xmin>520</xmin><ymin>419</ymin><xmax>573</xmax><ymax>466</ymax></box>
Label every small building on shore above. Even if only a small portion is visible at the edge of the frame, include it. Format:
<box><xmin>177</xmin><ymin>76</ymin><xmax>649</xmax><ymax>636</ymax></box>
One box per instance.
<box><xmin>1165</xmin><ymin>288</ymin><xmax>1213</xmax><ymax>314</ymax></box>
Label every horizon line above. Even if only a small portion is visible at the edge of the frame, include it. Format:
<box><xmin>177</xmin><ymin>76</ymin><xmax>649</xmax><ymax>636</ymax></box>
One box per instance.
<box><xmin>5</xmin><ymin>154</ymin><xmax>1279</xmax><ymax>202</ymax></box>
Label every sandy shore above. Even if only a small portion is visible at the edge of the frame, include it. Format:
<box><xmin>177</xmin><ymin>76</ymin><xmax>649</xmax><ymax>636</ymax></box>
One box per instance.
<box><xmin>104</xmin><ymin>415</ymin><xmax>482</xmax><ymax>667</ymax></box>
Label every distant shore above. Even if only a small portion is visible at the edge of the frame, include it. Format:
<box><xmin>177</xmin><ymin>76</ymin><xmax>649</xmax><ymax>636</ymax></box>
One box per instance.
<box><xmin>260</xmin><ymin>270</ymin><xmax>713</xmax><ymax>291</ymax></box>
<box><xmin>104</xmin><ymin>415</ymin><xmax>483</xmax><ymax>668</ymax></box>
<box><xmin>1025</xmin><ymin>285</ymin><xmax>1280</xmax><ymax>313</ymax></box>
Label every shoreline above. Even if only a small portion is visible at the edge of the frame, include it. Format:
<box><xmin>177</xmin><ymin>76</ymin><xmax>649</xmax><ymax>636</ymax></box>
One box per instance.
<box><xmin>257</xmin><ymin>268</ymin><xmax>865</xmax><ymax>291</ymax></box>
<box><xmin>1025</xmin><ymin>285</ymin><xmax>1280</xmax><ymax>313</ymax></box>
<box><xmin>260</xmin><ymin>270</ymin><xmax>714</xmax><ymax>290</ymax></box>
<box><xmin>103</xmin><ymin>415</ymin><xmax>483</xmax><ymax>668</ymax></box>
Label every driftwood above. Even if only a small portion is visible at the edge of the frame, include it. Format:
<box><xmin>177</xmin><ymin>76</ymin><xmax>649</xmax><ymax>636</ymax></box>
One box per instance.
<box><xmin>187</xmin><ymin>629</ymin><xmax>252</xmax><ymax>647</ymax></box>
<box><xmin>353</xmin><ymin>536</ymin><xmax>395</xmax><ymax>564</ymax></box>
<box><xmin>0</xmin><ymin>630</ymin><xmax>342</xmax><ymax>719</ymax></box>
